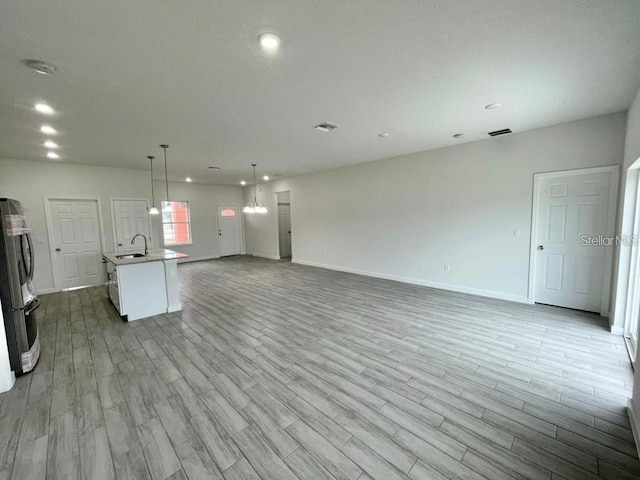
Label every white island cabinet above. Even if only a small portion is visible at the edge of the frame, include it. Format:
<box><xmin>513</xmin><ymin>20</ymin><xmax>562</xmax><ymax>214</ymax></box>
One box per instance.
<box><xmin>103</xmin><ymin>249</ymin><xmax>188</xmax><ymax>321</ymax></box>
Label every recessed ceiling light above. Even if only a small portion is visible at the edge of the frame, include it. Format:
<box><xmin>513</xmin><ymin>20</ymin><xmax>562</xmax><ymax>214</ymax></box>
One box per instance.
<box><xmin>23</xmin><ymin>59</ymin><xmax>57</xmax><ymax>75</ymax></box>
<box><xmin>263</xmin><ymin>175</ymin><xmax>270</xmax><ymax>181</ymax></box>
<box><xmin>46</xmin><ymin>151</ymin><xmax>59</xmax><ymax>159</ymax></box>
<box><xmin>240</xmin><ymin>180</ymin><xmax>246</xmax><ymax>186</ymax></box>
<box><xmin>41</xmin><ymin>125</ymin><xmax>57</xmax><ymax>135</ymax></box>
<box><xmin>44</xmin><ymin>140</ymin><xmax>58</xmax><ymax>148</ymax></box>
<box><xmin>35</xmin><ymin>103</ymin><xmax>55</xmax><ymax>115</ymax></box>
<box><xmin>453</xmin><ymin>133</ymin><xmax>465</xmax><ymax>139</ymax></box>
<box><xmin>378</xmin><ymin>133</ymin><xmax>389</xmax><ymax>138</ymax></box>
<box><xmin>485</xmin><ymin>103</ymin><xmax>501</xmax><ymax>110</ymax></box>
<box><xmin>258</xmin><ymin>33</ymin><xmax>280</xmax><ymax>50</ymax></box>
<box><xmin>185</xmin><ymin>177</ymin><xmax>192</xmax><ymax>182</ymax></box>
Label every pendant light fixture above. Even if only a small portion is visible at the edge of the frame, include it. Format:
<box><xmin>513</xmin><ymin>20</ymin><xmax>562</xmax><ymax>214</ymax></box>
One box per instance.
<box><xmin>243</xmin><ymin>164</ymin><xmax>268</xmax><ymax>214</ymax></box>
<box><xmin>147</xmin><ymin>156</ymin><xmax>159</xmax><ymax>215</ymax></box>
<box><xmin>160</xmin><ymin>144</ymin><xmax>171</xmax><ymax>212</ymax></box>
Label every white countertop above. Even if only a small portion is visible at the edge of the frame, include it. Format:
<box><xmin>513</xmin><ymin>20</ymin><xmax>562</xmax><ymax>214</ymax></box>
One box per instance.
<box><xmin>103</xmin><ymin>249</ymin><xmax>189</xmax><ymax>266</ymax></box>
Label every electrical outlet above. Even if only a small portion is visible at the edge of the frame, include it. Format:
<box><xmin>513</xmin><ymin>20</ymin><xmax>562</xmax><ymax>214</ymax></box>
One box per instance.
<box><xmin>444</xmin><ymin>264</ymin><xmax>451</xmax><ymax>272</ymax></box>
<box><xmin>323</xmin><ymin>250</ymin><xmax>327</xmax><ymax>257</ymax></box>
<box><xmin>513</xmin><ymin>229</ymin><xmax>521</xmax><ymax>238</ymax></box>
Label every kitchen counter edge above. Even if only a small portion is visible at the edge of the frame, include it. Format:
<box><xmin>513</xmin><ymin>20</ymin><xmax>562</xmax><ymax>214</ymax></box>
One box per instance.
<box><xmin>103</xmin><ymin>249</ymin><xmax>189</xmax><ymax>266</ymax></box>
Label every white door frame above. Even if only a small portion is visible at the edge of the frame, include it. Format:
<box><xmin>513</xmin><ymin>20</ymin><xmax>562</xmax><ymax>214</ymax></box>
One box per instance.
<box><xmin>43</xmin><ymin>196</ymin><xmax>107</xmax><ymax>291</ymax></box>
<box><xmin>527</xmin><ymin>165</ymin><xmax>619</xmax><ymax>316</ymax></box>
<box><xmin>622</xmin><ymin>172</ymin><xmax>640</xmax><ymax>362</ymax></box>
<box><xmin>612</xmin><ymin>157</ymin><xmax>640</xmax><ymax>357</ymax></box>
<box><xmin>110</xmin><ymin>197</ymin><xmax>153</xmax><ymax>250</ymax></box>
<box><xmin>275</xmin><ymin>191</ymin><xmax>292</xmax><ymax>260</ymax></box>
<box><xmin>216</xmin><ymin>204</ymin><xmax>244</xmax><ymax>257</ymax></box>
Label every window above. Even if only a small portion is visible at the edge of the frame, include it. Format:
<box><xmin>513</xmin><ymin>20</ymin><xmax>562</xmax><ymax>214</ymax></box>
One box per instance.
<box><xmin>220</xmin><ymin>209</ymin><xmax>236</xmax><ymax>217</ymax></box>
<box><xmin>162</xmin><ymin>201</ymin><xmax>192</xmax><ymax>245</ymax></box>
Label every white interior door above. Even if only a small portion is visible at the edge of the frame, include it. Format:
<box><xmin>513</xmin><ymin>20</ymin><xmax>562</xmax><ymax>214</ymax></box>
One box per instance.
<box><xmin>278</xmin><ymin>204</ymin><xmax>291</xmax><ymax>257</ymax></box>
<box><xmin>217</xmin><ymin>205</ymin><xmax>241</xmax><ymax>257</ymax></box>
<box><xmin>113</xmin><ymin>199</ymin><xmax>151</xmax><ymax>252</ymax></box>
<box><xmin>49</xmin><ymin>199</ymin><xmax>104</xmax><ymax>290</ymax></box>
<box><xmin>533</xmin><ymin>169</ymin><xmax>616</xmax><ymax>312</ymax></box>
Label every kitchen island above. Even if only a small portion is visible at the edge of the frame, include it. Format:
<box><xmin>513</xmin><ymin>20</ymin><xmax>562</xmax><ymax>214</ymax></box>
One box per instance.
<box><xmin>103</xmin><ymin>249</ymin><xmax>188</xmax><ymax>321</ymax></box>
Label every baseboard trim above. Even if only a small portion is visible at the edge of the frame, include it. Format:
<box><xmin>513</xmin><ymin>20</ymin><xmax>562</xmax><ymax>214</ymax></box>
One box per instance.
<box><xmin>291</xmin><ymin>259</ymin><xmax>529</xmax><ymax>304</ymax></box>
<box><xmin>38</xmin><ymin>283</ymin><xmax>105</xmax><ymax>295</ymax></box>
<box><xmin>628</xmin><ymin>399</ymin><xmax>640</xmax><ymax>459</ymax></box>
<box><xmin>610</xmin><ymin>325</ymin><xmax>624</xmax><ymax>335</ymax></box>
<box><xmin>167</xmin><ymin>303</ymin><xmax>182</xmax><ymax>313</ymax></box>
<box><xmin>251</xmin><ymin>253</ymin><xmax>281</xmax><ymax>261</ymax></box>
<box><xmin>36</xmin><ymin>287</ymin><xmax>56</xmax><ymax>295</ymax></box>
<box><xmin>177</xmin><ymin>255</ymin><xmax>220</xmax><ymax>264</ymax></box>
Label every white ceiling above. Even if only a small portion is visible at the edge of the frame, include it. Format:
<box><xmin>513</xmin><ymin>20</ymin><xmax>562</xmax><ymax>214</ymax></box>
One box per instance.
<box><xmin>1</xmin><ymin>1</ymin><xmax>640</xmax><ymax>184</ymax></box>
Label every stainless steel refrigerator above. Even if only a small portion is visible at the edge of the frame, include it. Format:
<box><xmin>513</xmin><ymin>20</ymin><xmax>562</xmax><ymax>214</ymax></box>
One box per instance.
<box><xmin>0</xmin><ymin>198</ymin><xmax>40</xmax><ymax>374</ymax></box>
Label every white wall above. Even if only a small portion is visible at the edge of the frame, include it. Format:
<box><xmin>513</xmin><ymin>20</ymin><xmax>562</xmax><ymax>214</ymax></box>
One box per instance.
<box><xmin>152</xmin><ymin>181</ymin><xmax>245</xmax><ymax>262</ymax></box>
<box><xmin>245</xmin><ymin>113</ymin><xmax>627</xmax><ymax>303</ymax></box>
<box><xmin>0</xmin><ymin>158</ymin><xmax>243</xmax><ymax>293</ymax></box>
<box><xmin>618</xmin><ymin>85</ymin><xmax>640</xmax><ymax>455</ymax></box>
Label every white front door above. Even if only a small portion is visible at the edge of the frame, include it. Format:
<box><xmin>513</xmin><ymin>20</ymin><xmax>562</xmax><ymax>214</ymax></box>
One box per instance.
<box><xmin>532</xmin><ymin>168</ymin><xmax>617</xmax><ymax>312</ymax></box>
<box><xmin>49</xmin><ymin>199</ymin><xmax>104</xmax><ymax>290</ymax></box>
<box><xmin>113</xmin><ymin>199</ymin><xmax>151</xmax><ymax>252</ymax></box>
<box><xmin>278</xmin><ymin>204</ymin><xmax>291</xmax><ymax>257</ymax></box>
<box><xmin>217</xmin><ymin>205</ymin><xmax>241</xmax><ymax>257</ymax></box>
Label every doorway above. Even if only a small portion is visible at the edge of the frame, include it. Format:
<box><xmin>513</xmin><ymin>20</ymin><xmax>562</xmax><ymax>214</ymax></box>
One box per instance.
<box><xmin>112</xmin><ymin>199</ymin><xmax>152</xmax><ymax>253</ymax></box>
<box><xmin>277</xmin><ymin>191</ymin><xmax>291</xmax><ymax>259</ymax></box>
<box><xmin>217</xmin><ymin>205</ymin><xmax>242</xmax><ymax>257</ymax></box>
<box><xmin>46</xmin><ymin>198</ymin><xmax>105</xmax><ymax>290</ymax></box>
<box><xmin>529</xmin><ymin>166</ymin><xmax>618</xmax><ymax>314</ymax></box>
<box><xmin>615</xmin><ymin>160</ymin><xmax>640</xmax><ymax>364</ymax></box>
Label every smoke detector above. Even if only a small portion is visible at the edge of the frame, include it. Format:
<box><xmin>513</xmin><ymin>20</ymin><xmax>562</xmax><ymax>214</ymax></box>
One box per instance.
<box><xmin>313</xmin><ymin>122</ymin><xmax>340</xmax><ymax>132</ymax></box>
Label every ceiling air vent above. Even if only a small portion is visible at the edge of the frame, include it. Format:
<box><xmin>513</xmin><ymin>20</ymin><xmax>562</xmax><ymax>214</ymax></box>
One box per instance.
<box><xmin>313</xmin><ymin>122</ymin><xmax>340</xmax><ymax>132</ymax></box>
<box><xmin>23</xmin><ymin>59</ymin><xmax>57</xmax><ymax>75</ymax></box>
<box><xmin>488</xmin><ymin>128</ymin><xmax>512</xmax><ymax>137</ymax></box>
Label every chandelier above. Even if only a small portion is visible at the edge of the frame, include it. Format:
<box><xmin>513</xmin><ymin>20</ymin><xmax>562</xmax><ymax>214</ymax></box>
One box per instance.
<box><xmin>243</xmin><ymin>164</ymin><xmax>268</xmax><ymax>214</ymax></box>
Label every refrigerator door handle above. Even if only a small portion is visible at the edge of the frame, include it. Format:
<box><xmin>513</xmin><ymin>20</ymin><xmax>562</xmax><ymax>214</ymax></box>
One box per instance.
<box><xmin>24</xmin><ymin>298</ymin><xmax>40</xmax><ymax>315</ymax></box>
<box><xmin>26</xmin><ymin>233</ymin><xmax>34</xmax><ymax>282</ymax></box>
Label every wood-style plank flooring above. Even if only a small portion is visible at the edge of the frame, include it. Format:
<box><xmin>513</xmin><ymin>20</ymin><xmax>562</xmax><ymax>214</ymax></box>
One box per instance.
<box><xmin>0</xmin><ymin>256</ymin><xmax>638</xmax><ymax>480</ymax></box>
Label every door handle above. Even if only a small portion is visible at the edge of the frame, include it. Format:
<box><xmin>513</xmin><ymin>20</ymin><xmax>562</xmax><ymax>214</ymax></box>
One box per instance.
<box><xmin>118</xmin><ymin>243</ymin><xmax>123</xmax><ymax>247</ymax></box>
<box><xmin>26</xmin><ymin>234</ymin><xmax>35</xmax><ymax>281</ymax></box>
<box><xmin>55</xmin><ymin>248</ymin><xmax>61</xmax><ymax>252</ymax></box>
<box><xmin>537</xmin><ymin>245</ymin><xmax>544</xmax><ymax>250</ymax></box>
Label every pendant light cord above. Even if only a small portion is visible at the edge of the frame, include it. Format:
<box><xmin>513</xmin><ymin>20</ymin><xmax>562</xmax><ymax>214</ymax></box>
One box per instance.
<box><xmin>148</xmin><ymin>156</ymin><xmax>156</xmax><ymax>207</ymax></box>
<box><xmin>161</xmin><ymin>145</ymin><xmax>170</xmax><ymax>205</ymax></box>
<box><xmin>252</xmin><ymin>163</ymin><xmax>258</xmax><ymax>204</ymax></box>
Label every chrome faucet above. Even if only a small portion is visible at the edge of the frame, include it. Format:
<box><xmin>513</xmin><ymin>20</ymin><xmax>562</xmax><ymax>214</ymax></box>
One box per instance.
<box><xmin>131</xmin><ymin>233</ymin><xmax>149</xmax><ymax>256</ymax></box>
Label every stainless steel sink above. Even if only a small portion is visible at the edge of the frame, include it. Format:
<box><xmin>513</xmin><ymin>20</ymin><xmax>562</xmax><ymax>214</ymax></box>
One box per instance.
<box><xmin>115</xmin><ymin>253</ymin><xmax>146</xmax><ymax>259</ymax></box>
